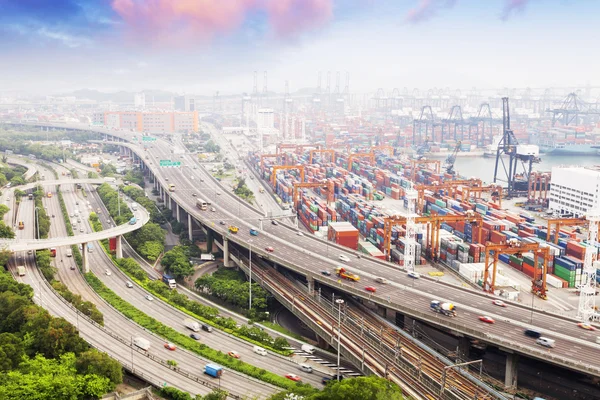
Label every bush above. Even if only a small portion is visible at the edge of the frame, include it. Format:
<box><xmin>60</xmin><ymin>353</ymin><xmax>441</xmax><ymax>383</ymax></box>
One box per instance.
<box><xmin>52</xmin><ymin>281</ymin><xmax>104</xmax><ymax>325</ymax></box>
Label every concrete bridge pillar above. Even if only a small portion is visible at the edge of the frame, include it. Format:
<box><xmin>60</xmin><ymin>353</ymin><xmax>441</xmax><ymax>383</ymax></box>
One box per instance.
<box><xmin>316</xmin><ymin>336</ymin><xmax>329</xmax><ymax>350</ymax></box>
<box><xmin>223</xmin><ymin>238</ymin><xmax>230</xmax><ymax>267</ymax></box>
<box><xmin>115</xmin><ymin>236</ymin><xmax>123</xmax><ymax>259</ymax></box>
<box><xmin>188</xmin><ymin>214</ymin><xmax>193</xmax><ymax>241</ymax></box>
<box><xmin>385</xmin><ymin>308</ymin><xmax>396</xmax><ymax>323</ymax></box>
<box><xmin>206</xmin><ymin>230</ymin><xmax>214</xmax><ymax>254</ymax></box>
<box><xmin>307</xmin><ymin>277</ymin><xmax>315</xmax><ymax>295</ymax></box>
<box><xmin>504</xmin><ymin>353</ymin><xmax>519</xmax><ymax>390</ymax></box>
<box><xmin>175</xmin><ymin>203</ymin><xmax>180</xmax><ymax>222</ymax></box>
<box><xmin>82</xmin><ymin>242</ymin><xmax>89</xmax><ymax>273</ymax></box>
<box><xmin>457</xmin><ymin>336</ymin><xmax>470</xmax><ymax>363</ymax></box>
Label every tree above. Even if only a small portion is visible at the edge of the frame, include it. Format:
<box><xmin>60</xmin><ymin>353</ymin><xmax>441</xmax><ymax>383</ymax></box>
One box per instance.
<box><xmin>311</xmin><ymin>376</ymin><xmax>403</xmax><ymax>400</ymax></box>
<box><xmin>161</xmin><ymin>246</ymin><xmax>193</xmax><ymax>279</ymax></box>
<box><xmin>0</xmin><ymin>250</ymin><xmax>12</xmax><ymax>267</ymax></box>
<box><xmin>75</xmin><ymin>349</ymin><xmax>123</xmax><ymax>387</ymax></box>
<box><xmin>201</xmin><ymin>389</ymin><xmax>229</xmax><ymax>400</ymax></box>
<box><xmin>138</xmin><ymin>241</ymin><xmax>164</xmax><ymax>261</ymax></box>
<box><xmin>0</xmin><ymin>204</ymin><xmax>9</xmax><ymax>218</ymax></box>
<box><xmin>0</xmin><ymin>223</ymin><xmax>15</xmax><ymax>239</ymax></box>
<box><xmin>125</xmin><ymin>222</ymin><xmax>165</xmax><ymax>250</ymax></box>
<box><xmin>0</xmin><ymin>332</ymin><xmax>25</xmax><ymax>371</ymax></box>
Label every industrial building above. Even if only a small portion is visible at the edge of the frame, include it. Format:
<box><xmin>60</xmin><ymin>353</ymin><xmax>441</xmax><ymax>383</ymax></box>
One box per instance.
<box><xmin>548</xmin><ymin>166</ymin><xmax>600</xmax><ymax>217</ymax></box>
<box><xmin>92</xmin><ymin>111</ymin><xmax>199</xmax><ymax>133</ymax></box>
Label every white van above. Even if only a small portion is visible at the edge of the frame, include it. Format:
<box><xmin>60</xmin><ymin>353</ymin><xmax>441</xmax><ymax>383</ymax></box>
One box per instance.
<box><xmin>536</xmin><ymin>337</ymin><xmax>555</xmax><ymax>348</ymax></box>
<box><xmin>299</xmin><ymin>363</ymin><xmax>313</xmax><ymax>373</ymax></box>
<box><xmin>301</xmin><ymin>344</ymin><xmax>315</xmax><ymax>354</ymax></box>
<box><xmin>375</xmin><ymin>277</ymin><xmax>388</xmax><ymax>284</ymax></box>
<box><xmin>253</xmin><ymin>346</ymin><xmax>267</xmax><ymax>356</ymax></box>
<box><xmin>66</xmin><ymin>249</ymin><xmax>73</xmax><ymax>257</ymax></box>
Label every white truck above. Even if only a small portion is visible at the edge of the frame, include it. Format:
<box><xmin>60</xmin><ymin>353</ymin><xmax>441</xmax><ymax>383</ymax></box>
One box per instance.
<box><xmin>184</xmin><ymin>318</ymin><xmax>201</xmax><ymax>332</ymax></box>
<box><xmin>17</xmin><ymin>266</ymin><xmax>26</xmax><ymax>277</ymax></box>
<box><xmin>103</xmin><ymin>177</ymin><xmax>117</xmax><ymax>183</ymax></box>
<box><xmin>200</xmin><ymin>254</ymin><xmax>216</xmax><ymax>261</ymax></box>
<box><xmin>133</xmin><ymin>337</ymin><xmax>151</xmax><ymax>351</ymax></box>
<box><xmin>66</xmin><ymin>249</ymin><xmax>73</xmax><ymax>257</ymax></box>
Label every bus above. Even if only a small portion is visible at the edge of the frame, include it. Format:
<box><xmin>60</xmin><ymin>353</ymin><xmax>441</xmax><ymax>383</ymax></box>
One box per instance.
<box><xmin>168</xmin><ymin>184</ymin><xmax>175</xmax><ymax>192</ymax></box>
<box><xmin>196</xmin><ymin>199</ymin><xmax>210</xmax><ymax>211</ymax></box>
<box><xmin>50</xmin><ymin>248</ymin><xmax>57</xmax><ymax>257</ymax></box>
<box><xmin>17</xmin><ymin>266</ymin><xmax>26</xmax><ymax>277</ymax></box>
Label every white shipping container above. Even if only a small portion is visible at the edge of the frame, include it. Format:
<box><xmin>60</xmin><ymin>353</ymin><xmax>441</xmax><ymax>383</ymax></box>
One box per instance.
<box><xmin>546</xmin><ymin>274</ymin><xmax>564</xmax><ymax>289</ymax></box>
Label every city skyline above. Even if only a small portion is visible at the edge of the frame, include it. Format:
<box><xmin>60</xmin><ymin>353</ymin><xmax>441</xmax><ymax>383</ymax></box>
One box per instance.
<box><xmin>1</xmin><ymin>0</ymin><xmax>597</xmax><ymax>96</ymax></box>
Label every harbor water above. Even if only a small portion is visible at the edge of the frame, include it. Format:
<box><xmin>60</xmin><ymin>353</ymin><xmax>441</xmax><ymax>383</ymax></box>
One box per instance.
<box><xmin>430</xmin><ymin>154</ymin><xmax>600</xmax><ymax>185</ymax></box>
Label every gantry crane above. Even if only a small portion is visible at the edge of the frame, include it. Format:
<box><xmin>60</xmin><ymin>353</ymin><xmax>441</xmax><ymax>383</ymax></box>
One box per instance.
<box><xmin>546</xmin><ymin>217</ymin><xmax>600</xmax><ymax>245</ymax></box>
<box><xmin>415</xmin><ymin>179</ymin><xmax>483</xmax><ymax>214</ymax></box>
<box><xmin>444</xmin><ymin>141</ymin><xmax>461</xmax><ymax>175</ymax></box>
<box><xmin>459</xmin><ymin>184</ymin><xmax>503</xmax><ymax>207</ymax></box>
<box><xmin>410</xmin><ymin>159</ymin><xmax>441</xmax><ymax>183</ymax></box>
<box><xmin>371</xmin><ymin>145</ymin><xmax>394</xmax><ymax>157</ymax></box>
<box><xmin>292</xmin><ymin>181</ymin><xmax>335</xmax><ymax>209</ymax></box>
<box><xmin>276</xmin><ymin>143</ymin><xmax>299</xmax><ymax>154</ymax></box>
<box><xmin>271</xmin><ymin>165</ymin><xmax>305</xmax><ymax>186</ymax></box>
<box><xmin>309</xmin><ymin>149</ymin><xmax>336</xmax><ymax>164</ymax></box>
<box><xmin>383</xmin><ymin>212</ymin><xmax>483</xmax><ymax>261</ymax></box>
<box><xmin>294</xmin><ymin>144</ymin><xmax>322</xmax><ymax>154</ymax></box>
<box><xmin>347</xmin><ymin>152</ymin><xmax>375</xmax><ymax>170</ymax></box>
<box><xmin>483</xmin><ymin>239</ymin><xmax>549</xmax><ymax>299</ymax></box>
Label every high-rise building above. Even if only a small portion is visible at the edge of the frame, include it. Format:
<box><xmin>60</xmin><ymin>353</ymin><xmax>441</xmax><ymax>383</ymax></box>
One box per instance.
<box><xmin>257</xmin><ymin>108</ymin><xmax>275</xmax><ymax>134</ymax></box>
<box><xmin>174</xmin><ymin>95</ymin><xmax>195</xmax><ymax>112</ymax></box>
<box><xmin>549</xmin><ymin>166</ymin><xmax>600</xmax><ymax>218</ymax></box>
<box><xmin>134</xmin><ymin>93</ymin><xmax>146</xmax><ymax>109</ymax></box>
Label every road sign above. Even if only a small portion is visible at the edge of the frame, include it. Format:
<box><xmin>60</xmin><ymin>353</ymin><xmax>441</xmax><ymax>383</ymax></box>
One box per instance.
<box><xmin>159</xmin><ymin>160</ymin><xmax>182</xmax><ymax>167</ymax></box>
<box><xmin>142</xmin><ymin>136</ymin><xmax>156</xmax><ymax>142</ymax></box>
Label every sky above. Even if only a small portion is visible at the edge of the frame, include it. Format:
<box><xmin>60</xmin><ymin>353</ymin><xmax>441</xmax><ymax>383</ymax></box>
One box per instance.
<box><xmin>0</xmin><ymin>0</ymin><xmax>598</xmax><ymax>96</ymax></box>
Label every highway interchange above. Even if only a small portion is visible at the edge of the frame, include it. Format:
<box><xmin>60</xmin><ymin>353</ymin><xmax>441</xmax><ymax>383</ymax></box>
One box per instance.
<box><xmin>4</xmin><ymin>121</ymin><xmax>600</xmax><ymax>398</ymax></box>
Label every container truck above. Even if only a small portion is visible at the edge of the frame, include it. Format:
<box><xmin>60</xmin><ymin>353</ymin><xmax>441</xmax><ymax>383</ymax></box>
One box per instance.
<box><xmin>335</xmin><ymin>267</ymin><xmax>360</xmax><ymax>282</ymax></box>
<box><xmin>17</xmin><ymin>266</ymin><xmax>26</xmax><ymax>276</ymax></box>
<box><xmin>430</xmin><ymin>300</ymin><xmax>457</xmax><ymax>317</ymax></box>
<box><xmin>162</xmin><ymin>273</ymin><xmax>176</xmax><ymax>289</ymax></box>
<box><xmin>204</xmin><ymin>364</ymin><xmax>223</xmax><ymax>378</ymax></box>
<box><xmin>200</xmin><ymin>254</ymin><xmax>215</xmax><ymax>261</ymax></box>
<box><xmin>133</xmin><ymin>337</ymin><xmax>151</xmax><ymax>351</ymax></box>
<box><xmin>183</xmin><ymin>318</ymin><xmax>201</xmax><ymax>332</ymax></box>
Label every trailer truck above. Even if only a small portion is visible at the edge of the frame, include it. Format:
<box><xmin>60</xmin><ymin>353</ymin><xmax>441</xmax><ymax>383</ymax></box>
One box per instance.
<box><xmin>335</xmin><ymin>267</ymin><xmax>360</xmax><ymax>282</ymax></box>
<box><xmin>204</xmin><ymin>364</ymin><xmax>224</xmax><ymax>378</ymax></box>
<box><xmin>162</xmin><ymin>273</ymin><xmax>176</xmax><ymax>289</ymax></box>
<box><xmin>17</xmin><ymin>266</ymin><xmax>26</xmax><ymax>276</ymax></box>
<box><xmin>430</xmin><ymin>300</ymin><xmax>457</xmax><ymax>317</ymax></box>
<box><xmin>183</xmin><ymin>318</ymin><xmax>201</xmax><ymax>332</ymax></box>
<box><xmin>133</xmin><ymin>337</ymin><xmax>151</xmax><ymax>351</ymax></box>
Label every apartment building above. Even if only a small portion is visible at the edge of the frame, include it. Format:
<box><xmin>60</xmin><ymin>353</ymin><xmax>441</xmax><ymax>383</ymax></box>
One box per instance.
<box><xmin>92</xmin><ymin>111</ymin><xmax>198</xmax><ymax>133</ymax></box>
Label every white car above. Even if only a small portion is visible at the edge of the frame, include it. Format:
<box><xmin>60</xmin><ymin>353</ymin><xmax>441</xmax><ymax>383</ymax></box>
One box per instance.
<box><xmin>105</xmin><ymin>269</ymin><xmax>112</xmax><ymax>276</ymax></box>
<box><xmin>339</xmin><ymin>255</ymin><xmax>350</xmax><ymax>262</ymax></box>
<box><xmin>145</xmin><ymin>294</ymin><xmax>154</xmax><ymax>301</ymax></box>
<box><xmin>296</xmin><ymin>231</ymin><xmax>304</xmax><ymax>236</ymax></box>
<box><xmin>407</xmin><ymin>271</ymin><xmax>420</xmax><ymax>279</ymax></box>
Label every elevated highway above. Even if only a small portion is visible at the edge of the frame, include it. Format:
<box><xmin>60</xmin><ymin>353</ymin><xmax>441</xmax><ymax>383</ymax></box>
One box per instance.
<box><xmin>7</xmin><ymin>121</ymin><xmax>600</xmax><ymax>393</ymax></box>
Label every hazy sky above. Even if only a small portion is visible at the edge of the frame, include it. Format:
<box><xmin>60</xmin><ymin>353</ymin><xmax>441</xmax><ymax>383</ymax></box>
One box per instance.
<box><xmin>0</xmin><ymin>0</ymin><xmax>597</xmax><ymax>96</ymax></box>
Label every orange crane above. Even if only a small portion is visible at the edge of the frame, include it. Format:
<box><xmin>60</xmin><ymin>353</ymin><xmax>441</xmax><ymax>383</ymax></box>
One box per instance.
<box><xmin>546</xmin><ymin>217</ymin><xmax>599</xmax><ymax>245</ymax></box>
<box><xmin>292</xmin><ymin>181</ymin><xmax>335</xmax><ymax>209</ymax></box>
<box><xmin>483</xmin><ymin>240</ymin><xmax>549</xmax><ymax>299</ymax></box>
<box><xmin>410</xmin><ymin>159</ymin><xmax>441</xmax><ymax>183</ymax></box>
<box><xmin>371</xmin><ymin>145</ymin><xmax>394</xmax><ymax>157</ymax></box>
<box><xmin>459</xmin><ymin>184</ymin><xmax>503</xmax><ymax>207</ymax></box>
<box><xmin>271</xmin><ymin>165</ymin><xmax>305</xmax><ymax>186</ymax></box>
<box><xmin>276</xmin><ymin>143</ymin><xmax>299</xmax><ymax>154</ymax></box>
<box><xmin>347</xmin><ymin>152</ymin><xmax>375</xmax><ymax>170</ymax></box>
<box><xmin>260</xmin><ymin>154</ymin><xmax>281</xmax><ymax>170</ymax></box>
<box><xmin>383</xmin><ymin>212</ymin><xmax>483</xmax><ymax>261</ymax></box>
<box><xmin>415</xmin><ymin>179</ymin><xmax>483</xmax><ymax>213</ymax></box>
<box><xmin>309</xmin><ymin>149</ymin><xmax>336</xmax><ymax>164</ymax></box>
<box><xmin>295</xmin><ymin>144</ymin><xmax>322</xmax><ymax>154</ymax></box>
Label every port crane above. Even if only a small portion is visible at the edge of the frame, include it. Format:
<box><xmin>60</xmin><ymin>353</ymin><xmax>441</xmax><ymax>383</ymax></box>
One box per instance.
<box><xmin>270</xmin><ymin>165</ymin><xmax>305</xmax><ymax>186</ymax></box>
<box><xmin>483</xmin><ymin>239</ymin><xmax>549</xmax><ymax>299</ymax></box>
<box><xmin>409</xmin><ymin>159</ymin><xmax>441</xmax><ymax>183</ymax></box>
<box><xmin>346</xmin><ymin>152</ymin><xmax>375</xmax><ymax>170</ymax></box>
<box><xmin>546</xmin><ymin>217</ymin><xmax>600</xmax><ymax>245</ymax></box>
<box><xmin>308</xmin><ymin>149</ymin><xmax>336</xmax><ymax>164</ymax></box>
<box><xmin>444</xmin><ymin>141</ymin><xmax>461</xmax><ymax>175</ymax></box>
<box><xmin>292</xmin><ymin>181</ymin><xmax>335</xmax><ymax>209</ymax></box>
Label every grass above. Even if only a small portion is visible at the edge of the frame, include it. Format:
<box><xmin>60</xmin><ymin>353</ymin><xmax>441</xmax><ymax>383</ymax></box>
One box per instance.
<box><xmin>260</xmin><ymin>321</ymin><xmax>305</xmax><ymax>342</ymax></box>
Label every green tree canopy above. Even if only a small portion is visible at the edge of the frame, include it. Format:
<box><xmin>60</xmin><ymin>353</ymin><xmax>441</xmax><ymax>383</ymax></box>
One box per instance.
<box><xmin>75</xmin><ymin>349</ymin><xmax>123</xmax><ymax>386</ymax></box>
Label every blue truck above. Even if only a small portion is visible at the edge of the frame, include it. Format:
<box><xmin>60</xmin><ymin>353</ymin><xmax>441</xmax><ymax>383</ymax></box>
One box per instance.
<box><xmin>129</xmin><ymin>217</ymin><xmax>137</xmax><ymax>225</ymax></box>
<box><xmin>162</xmin><ymin>273</ymin><xmax>176</xmax><ymax>289</ymax></box>
<box><xmin>204</xmin><ymin>364</ymin><xmax>223</xmax><ymax>378</ymax></box>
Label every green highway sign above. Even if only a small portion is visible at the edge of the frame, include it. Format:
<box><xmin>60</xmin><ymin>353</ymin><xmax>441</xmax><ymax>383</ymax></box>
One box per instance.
<box><xmin>159</xmin><ymin>160</ymin><xmax>182</xmax><ymax>167</ymax></box>
<box><xmin>142</xmin><ymin>136</ymin><xmax>157</xmax><ymax>142</ymax></box>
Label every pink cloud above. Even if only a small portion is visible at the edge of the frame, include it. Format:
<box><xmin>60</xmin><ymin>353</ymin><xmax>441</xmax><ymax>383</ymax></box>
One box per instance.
<box><xmin>501</xmin><ymin>0</ymin><xmax>530</xmax><ymax>20</ymax></box>
<box><xmin>265</xmin><ymin>0</ymin><xmax>333</xmax><ymax>36</ymax></box>
<box><xmin>406</xmin><ymin>0</ymin><xmax>457</xmax><ymax>23</ymax></box>
<box><xmin>110</xmin><ymin>0</ymin><xmax>333</xmax><ymax>46</ymax></box>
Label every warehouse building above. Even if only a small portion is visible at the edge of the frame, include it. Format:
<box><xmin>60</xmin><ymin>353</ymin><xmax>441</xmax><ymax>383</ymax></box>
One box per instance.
<box><xmin>548</xmin><ymin>166</ymin><xmax>600</xmax><ymax>217</ymax></box>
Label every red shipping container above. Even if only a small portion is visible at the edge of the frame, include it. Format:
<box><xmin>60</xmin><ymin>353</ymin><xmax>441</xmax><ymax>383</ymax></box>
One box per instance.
<box><xmin>522</xmin><ymin>262</ymin><xmax>535</xmax><ymax>278</ymax></box>
<box><xmin>490</xmin><ymin>231</ymin><xmax>506</xmax><ymax>244</ymax></box>
<box><xmin>518</xmin><ymin>230</ymin><xmax>534</xmax><ymax>238</ymax></box>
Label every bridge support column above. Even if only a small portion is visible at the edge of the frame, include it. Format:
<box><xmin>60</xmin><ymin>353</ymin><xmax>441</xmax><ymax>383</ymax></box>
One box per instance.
<box><xmin>385</xmin><ymin>308</ymin><xmax>396</xmax><ymax>323</ymax></box>
<box><xmin>504</xmin><ymin>353</ymin><xmax>519</xmax><ymax>390</ymax></box>
<box><xmin>176</xmin><ymin>203</ymin><xmax>180</xmax><ymax>222</ymax></box>
<box><xmin>307</xmin><ymin>277</ymin><xmax>315</xmax><ymax>295</ymax></box>
<box><xmin>316</xmin><ymin>336</ymin><xmax>329</xmax><ymax>350</ymax></box>
<box><xmin>82</xmin><ymin>242</ymin><xmax>89</xmax><ymax>273</ymax></box>
<box><xmin>223</xmin><ymin>238</ymin><xmax>230</xmax><ymax>267</ymax></box>
<box><xmin>115</xmin><ymin>236</ymin><xmax>123</xmax><ymax>259</ymax></box>
<box><xmin>457</xmin><ymin>336</ymin><xmax>470</xmax><ymax>362</ymax></box>
<box><xmin>188</xmin><ymin>214</ymin><xmax>193</xmax><ymax>241</ymax></box>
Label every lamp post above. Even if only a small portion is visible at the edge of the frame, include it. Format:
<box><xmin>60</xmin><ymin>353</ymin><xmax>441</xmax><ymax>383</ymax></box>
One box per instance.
<box><xmin>335</xmin><ymin>298</ymin><xmax>344</xmax><ymax>381</ymax></box>
<box><xmin>248</xmin><ymin>240</ymin><xmax>253</xmax><ymax>310</ymax></box>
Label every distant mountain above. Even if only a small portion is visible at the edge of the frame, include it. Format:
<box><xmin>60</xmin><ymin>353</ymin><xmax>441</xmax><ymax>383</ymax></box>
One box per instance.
<box><xmin>66</xmin><ymin>89</ymin><xmax>178</xmax><ymax>103</ymax></box>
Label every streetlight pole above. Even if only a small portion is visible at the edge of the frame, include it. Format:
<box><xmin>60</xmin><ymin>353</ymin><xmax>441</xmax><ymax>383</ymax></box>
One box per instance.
<box><xmin>248</xmin><ymin>240</ymin><xmax>253</xmax><ymax>310</ymax></box>
<box><xmin>336</xmin><ymin>298</ymin><xmax>344</xmax><ymax>381</ymax></box>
